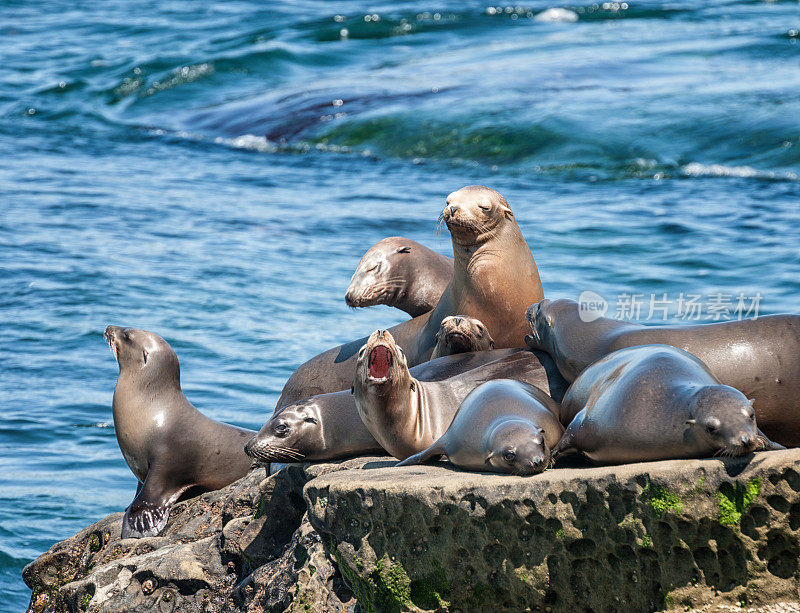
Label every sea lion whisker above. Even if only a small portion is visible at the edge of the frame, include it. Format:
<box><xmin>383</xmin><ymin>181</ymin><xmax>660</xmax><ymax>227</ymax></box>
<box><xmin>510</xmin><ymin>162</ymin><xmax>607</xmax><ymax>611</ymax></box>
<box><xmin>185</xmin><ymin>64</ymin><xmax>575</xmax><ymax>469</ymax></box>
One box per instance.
<box><xmin>269</xmin><ymin>446</ymin><xmax>305</xmax><ymax>460</ymax></box>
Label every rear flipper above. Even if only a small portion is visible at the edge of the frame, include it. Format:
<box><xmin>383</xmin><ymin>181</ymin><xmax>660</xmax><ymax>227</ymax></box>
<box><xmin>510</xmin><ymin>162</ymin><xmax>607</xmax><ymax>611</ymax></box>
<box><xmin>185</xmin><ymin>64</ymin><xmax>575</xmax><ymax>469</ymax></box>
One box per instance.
<box><xmin>396</xmin><ymin>441</ymin><xmax>446</xmax><ymax>467</ymax></box>
<box><xmin>122</xmin><ymin>473</ymin><xmax>187</xmax><ymax>539</ymax></box>
<box><xmin>758</xmin><ymin>429</ymin><xmax>786</xmax><ymax>451</ymax></box>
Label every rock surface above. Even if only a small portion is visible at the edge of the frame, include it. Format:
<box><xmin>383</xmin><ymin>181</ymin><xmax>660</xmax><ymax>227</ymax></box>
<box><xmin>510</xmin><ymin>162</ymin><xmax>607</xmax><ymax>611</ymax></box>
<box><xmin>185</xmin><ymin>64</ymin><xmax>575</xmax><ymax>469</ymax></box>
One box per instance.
<box><xmin>24</xmin><ymin>450</ymin><xmax>800</xmax><ymax>612</ymax></box>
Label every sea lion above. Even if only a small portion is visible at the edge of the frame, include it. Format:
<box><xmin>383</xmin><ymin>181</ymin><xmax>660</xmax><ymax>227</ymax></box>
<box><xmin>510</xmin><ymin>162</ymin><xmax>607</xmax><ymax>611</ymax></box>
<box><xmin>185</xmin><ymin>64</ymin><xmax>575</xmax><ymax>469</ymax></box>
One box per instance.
<box><xmin>526</xmin><ymin>298</ymin><xmax>800</xmax><ymax>446</ymax></box>
<box><xmin>245</xmin><ymin>347</ymin><xmax>530</xmax><ymax>463</ymax></box>
<box><xmin>397</xmin><ymin>379</ymin><xmax>564</xmax><ymax>475</ymax></box>
<box><xmin>277</xmin><ymin>185</ymin><xmax>544</xmax><ymax>408</ymax></box>
<box><xmin>431</xmin><ymin>315</ymin><xmax>494</xmax><ymax>359</ymax></box>
<box><xmin>105</xmin><ymin>326</ymin><xmax>255</xmax><ymax>538</ymax></box>
<box><xmin>552</xmin><ymin>344</ymin><xmax>782</xmax><ymax>465</ymax></box>
<box><xmin>353</xmin><ymin>329</ymin><xmax>567</xmax><ymax>460</ymax></box>
<box><xmin>345</xmin><ymin>237</ymin><xmax>453</xmax><ymax>317</ymax></box>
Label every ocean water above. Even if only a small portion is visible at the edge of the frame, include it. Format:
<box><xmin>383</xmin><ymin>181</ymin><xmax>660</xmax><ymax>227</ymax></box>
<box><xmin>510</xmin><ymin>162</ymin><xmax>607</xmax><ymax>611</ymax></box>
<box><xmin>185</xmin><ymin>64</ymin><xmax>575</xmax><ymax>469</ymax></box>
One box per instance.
<box><xmin>2</xmin><ymin>0</ymin><xmax>799</xmax><ymax>608</ymax></box>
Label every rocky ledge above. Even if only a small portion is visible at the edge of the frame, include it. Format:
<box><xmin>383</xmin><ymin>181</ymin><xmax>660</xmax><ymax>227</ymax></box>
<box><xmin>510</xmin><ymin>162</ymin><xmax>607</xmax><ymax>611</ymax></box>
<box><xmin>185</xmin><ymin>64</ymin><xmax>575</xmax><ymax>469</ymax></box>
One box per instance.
<box><xmin>24</xmin><ymin>450</ymin><xmax>800</xmax><ymax>612</ymax></box>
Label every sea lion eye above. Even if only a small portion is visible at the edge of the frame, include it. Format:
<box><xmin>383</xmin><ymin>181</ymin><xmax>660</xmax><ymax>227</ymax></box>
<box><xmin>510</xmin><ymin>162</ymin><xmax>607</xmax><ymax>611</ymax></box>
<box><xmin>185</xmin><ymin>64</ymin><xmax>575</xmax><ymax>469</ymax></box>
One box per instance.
<box><xmin>502</xmin><ymin>450</ymin><xmax>516</xmax><ymax>463</ymax></box>
<box><xmin>396</xmin><ymin>246</ymin><xmax>411</xmax><ymax>253</ymax></box>
<box><xmin>274</xmin><ymin>423</ymin><xmax>289</xmax><ymax>436</ymax></box>
<box><xmin>478</xmin><ymin>204</ymin><xmax>491</xmax><ymax>211</ymax></box>
<box><xmin>706</xmin><ymin>425</ymin><xmax>719</xmax><ymax>435</ymax></box>
<box><xmin>141</xmin><ymin>350</ymin><xmax>148</xmax><ymax>365</ymax></box>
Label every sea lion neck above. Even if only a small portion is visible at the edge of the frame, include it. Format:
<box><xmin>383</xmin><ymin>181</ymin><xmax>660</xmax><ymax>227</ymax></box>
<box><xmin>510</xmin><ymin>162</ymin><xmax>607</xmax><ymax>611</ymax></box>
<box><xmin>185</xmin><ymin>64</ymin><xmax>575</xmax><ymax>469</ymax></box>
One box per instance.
<box><xmin>451</xmin><ymin>218</ymin><xmax>523</xmax><ymax>271</ymax></box>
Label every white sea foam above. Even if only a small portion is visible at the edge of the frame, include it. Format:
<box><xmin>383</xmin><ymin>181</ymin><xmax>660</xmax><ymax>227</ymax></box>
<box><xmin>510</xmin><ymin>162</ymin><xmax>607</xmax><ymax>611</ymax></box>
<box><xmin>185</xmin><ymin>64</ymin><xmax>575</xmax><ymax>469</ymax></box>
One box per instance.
<box><xmin>214</xmin><ymin>134</ymin><xmax>278</xmax><ymax>153</ymax></box>
<box><xmin>533</xmin><ymin>8</ymin><xmax>579</xmax><ymax>22</ymax></box>
<box><xmin>682</xmin><ymin>162</ymin><xmax>799</xmax><ymax>181</ymax></box>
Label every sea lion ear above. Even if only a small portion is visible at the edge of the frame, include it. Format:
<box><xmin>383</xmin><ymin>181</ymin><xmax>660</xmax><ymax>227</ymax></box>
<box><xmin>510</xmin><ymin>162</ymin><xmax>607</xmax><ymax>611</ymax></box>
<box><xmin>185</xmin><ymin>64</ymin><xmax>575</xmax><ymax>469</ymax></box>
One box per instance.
<box><xmin>396</xmin><ymin>246</ymin><xmax>411</xmax><ymax>253</ymax></box>
<box><xmin>685</xmin><ymin>418</ymin><xmax>696</xmax><ymax>425</ymax></box>
<box><xmin>350</xmin><ymin>385</ymin><xmax>354</xmax><ymax>395</ymax></box>
<box><xmin>410</xmin><ymin>380</ymin><xmax>416</xmax><ymax>392</ymax></box>
<box><xmin>504</xmin><ymin>209</ymin><xmax>514</xmax><ymax>221</ymax></box>
<box><xmin>489</xmin><ymin>340</ymin><xmax>495</xmax><ymax>349</ymax></box>
<box><xmin>748</xmin><ymin>398</ymin><xmax>755</xmax><ymax>406</ymax></box>
<box><xmin>484</xmin><ymin>451</ymin><xmax>494</xmax><ymax>464</ymax></box>
<box><xmin>538</xmin><ymin>428</ymin><xmax>546</xmax><ymax>434</ymax></box>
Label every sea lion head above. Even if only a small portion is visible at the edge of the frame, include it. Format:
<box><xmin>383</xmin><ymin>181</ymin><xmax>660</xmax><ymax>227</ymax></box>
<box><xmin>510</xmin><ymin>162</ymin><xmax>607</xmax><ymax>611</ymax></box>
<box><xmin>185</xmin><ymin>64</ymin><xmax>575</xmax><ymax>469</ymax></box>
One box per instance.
<box><xmin>686</xmin><ymin>385</ymin><xmax>761</xmax><ymax>456</ymax></box>
<box><xmin>485</xmin><ymin>418</ymin><xmax>551</xmax><ymax>476</ymax></box>
<box><xmin>355</xmin><ymin>329</ymin><xmax>411</xmax><ymax>395</ymax></box>
<box><xmin>104</xmin><ymin>325</ymin><xmax>179</xmax><ymax>385</ymax></box>
<box><xmin>345</xmin><ymin>238</ymin><xmax>413</xmax><ymax>309</ymax></box>
<box><xmin>244</xmin><ymin>400</ymin><xmax>321</xmax><ymax>463</ymax></box>
<box><xmin>525</xmin><ymin>298</ymin><xmax>558</xmax><ymax>353</ymax></box>
<box><xmin>442</xmin><ymin>185</ymin><xmax>514</xmax><ymax>246</ymax></box>
<box><xmin>432</xmin><ymin>315</ymin><xmax>495</xmax><ymax>358</ymax></box>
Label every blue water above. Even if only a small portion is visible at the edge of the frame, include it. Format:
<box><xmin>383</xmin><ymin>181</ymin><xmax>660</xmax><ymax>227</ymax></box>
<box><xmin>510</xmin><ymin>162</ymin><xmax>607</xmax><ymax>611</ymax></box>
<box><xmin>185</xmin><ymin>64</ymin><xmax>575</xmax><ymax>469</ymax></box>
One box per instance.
<box><xmin>2</xmin><ymin>0</ymin><xmax>800</xmax><ymax>608</ymax></box>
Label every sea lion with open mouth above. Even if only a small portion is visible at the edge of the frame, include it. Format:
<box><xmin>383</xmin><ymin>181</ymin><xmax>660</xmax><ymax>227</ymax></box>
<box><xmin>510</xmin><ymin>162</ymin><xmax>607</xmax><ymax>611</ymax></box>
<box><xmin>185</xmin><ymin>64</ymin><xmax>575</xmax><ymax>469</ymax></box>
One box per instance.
<box><xmin>247</xmin><ymin>320</ymin><xmax>523</xmax><ymax>464</ymax></box>
<box><xmin>551</xmin><ymin>344</ymin><xmax>783</xmax><ymax>465</ymax></box>
<box><xmin>277</xmin><ymin>185</ymin><xmax>544</xmax><ymax>409</ymax></box>
<box><xmin>352</xmin><ymin>329</ymin><xmax>567</xmax><ymax>461</ymax></box>
<box><xmin>397</xmin><ymin>379</ymin><xmax>563</xmax><ymax>475</ymax></box>
<box><xmin>526</xmin><ymin>298</ymin><xmax>800</xmax><ymax>446</ymax></box>
<box><xmin>105</xmin><ymin>326</ymin><xmax>255</xmax><ymax>538</ymax></box>
<box><xmin>345</xmin><ymin>237</ymin><xmax>453</xmax><ymax>317</ymax></box>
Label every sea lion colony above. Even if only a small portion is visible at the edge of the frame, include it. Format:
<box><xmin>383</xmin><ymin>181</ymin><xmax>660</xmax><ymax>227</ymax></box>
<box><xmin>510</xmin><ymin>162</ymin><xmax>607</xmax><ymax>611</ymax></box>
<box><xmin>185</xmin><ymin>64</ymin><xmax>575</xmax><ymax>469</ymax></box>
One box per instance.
<box><xmin>105</xmin><ymin>185</ymin><xmax>788</xmax><ymax>537</ymax></box>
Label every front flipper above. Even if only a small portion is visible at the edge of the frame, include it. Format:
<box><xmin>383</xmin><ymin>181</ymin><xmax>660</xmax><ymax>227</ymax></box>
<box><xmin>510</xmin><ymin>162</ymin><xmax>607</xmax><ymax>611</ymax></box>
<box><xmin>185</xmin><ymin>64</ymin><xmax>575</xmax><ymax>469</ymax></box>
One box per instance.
<box><xmin>550</xmin><ymin>428</ymin><xmax>580</xmax><ymax>462</ymax></box>
<box><xmin>122</xmin><ymin>473</ymin><xmax>186</xmax><ymax>539</ymax></box>
<box><xmin>396</xmin><ymin>441</ymin><xmax>446</xmax><ymax>467</ymax></box>
<box><xmin>758</xmin><ymin>429</ymin><xmax>787</xmax><ymax>451</ymax></box>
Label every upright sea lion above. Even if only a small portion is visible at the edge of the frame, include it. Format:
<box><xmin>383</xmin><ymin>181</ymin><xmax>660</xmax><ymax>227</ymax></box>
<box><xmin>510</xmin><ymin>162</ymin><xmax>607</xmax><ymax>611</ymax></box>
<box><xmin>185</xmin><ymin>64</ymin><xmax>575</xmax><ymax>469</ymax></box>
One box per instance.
<box><xmin>526</xmin><ymin>298</ymin><xmax>800</xmax><ymax>446</ymax></box>
<box><xmin>277</xmin><ymin>185</ymin><xmax>544</xmax><ymax>408</ymax></box>
<box><xmin>245</xmin><ymin>346</ymin><xmax>530</xmax><ymax>463</ymax></box>
<box><xmin>397</xmin><ymin>379</ymin><xmax>563</xmax><ymax>475</ymax></box>
<box><xmin>552</xmin><ymin>344</ymin><xmax>782</xmax><ymax>465</ymax></box>
<box><xmin>431</xmin><ymin>315</ymin><xmax>494</xmax><ymax>359</ymax></box>
<box><xmin>345</xmin><ymin>237</ymin><xmax>453</xmax><ymax>317</ymax></box>
<box><xmin>353</xmin><ymin>329</ymin><xmax>567</xmax><ymax>460</ymax></box>
<box><xmin>105</xmin><ymin>326</ymin><xmax>255</xmax><ymax>538</ymax></box>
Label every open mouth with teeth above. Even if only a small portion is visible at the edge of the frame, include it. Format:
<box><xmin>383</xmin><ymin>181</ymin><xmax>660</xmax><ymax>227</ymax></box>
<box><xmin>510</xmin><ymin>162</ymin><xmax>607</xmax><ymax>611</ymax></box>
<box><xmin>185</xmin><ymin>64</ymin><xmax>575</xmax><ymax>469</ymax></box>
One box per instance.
<box><xmin>367</xmin><ymin>345</ymin><xmax>394</xmax><ymax>383</ymax></box>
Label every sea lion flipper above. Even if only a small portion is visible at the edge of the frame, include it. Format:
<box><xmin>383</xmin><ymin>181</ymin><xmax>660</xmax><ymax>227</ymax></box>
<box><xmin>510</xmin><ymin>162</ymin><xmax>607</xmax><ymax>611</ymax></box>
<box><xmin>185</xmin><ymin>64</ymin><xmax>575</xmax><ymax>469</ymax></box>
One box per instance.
<box><xmin>396</xmin><ymin>441</ymin><xmax>446</xmax><ymax>467</ymax></box>
<box><xmin>758</xmin><ymin>428</ymin><xmax>786</xmax><ymax>451</ymax></box>
<box><xmin>121</xmin><ymin>475</ymin><xmax>179</xmax><ymax>539</ymax></box>
<box><xmin>551</xmin><ymin>428</ymin><xmax>579</xmax><ymax>461</ymax></box>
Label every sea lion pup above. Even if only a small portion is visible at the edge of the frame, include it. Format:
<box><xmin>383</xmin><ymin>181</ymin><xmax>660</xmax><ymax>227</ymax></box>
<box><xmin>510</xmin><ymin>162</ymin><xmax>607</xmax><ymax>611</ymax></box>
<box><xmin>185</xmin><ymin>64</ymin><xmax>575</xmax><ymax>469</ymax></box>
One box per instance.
<box><xmin>105</xmin><ymin>326</ymin><xmax>255</xmax><ymax>538</ymax></box>
<box><xmin>397</xmin><ymin>380</ymin><xmax>563</xmax><ymax>475</ymax></box>
<box><xmin>552</xmin><ymin>345</ymin><xmax>783</xmax><ymax>465</ymax></box>
<box><xmin>277</xmin><ymin>185</ymin><xmax>544</xmax><ymax>408</ymax></box>
<box><xmin>246</xmin><ymin>347</ymin><xmax>529</xmax><ymax>464</ymax></box>
<box><xmin>526</xmin><ymin>298</ymin><xmax>800</xmax><ymax>446</ymax></box>
<box><xmin>353</xmin><ymin>330</ymin><xmax>567</xmax><ymax>461</ymax></box>
<box><xmin>431</xmin><ymin>315</ymin><xmax>495</xmax><ymax>359</ymax></box>
<box><xmin>345</xmin><ymin>237</ymin><xmax>453</xmax><ymax>317</ymax></box>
